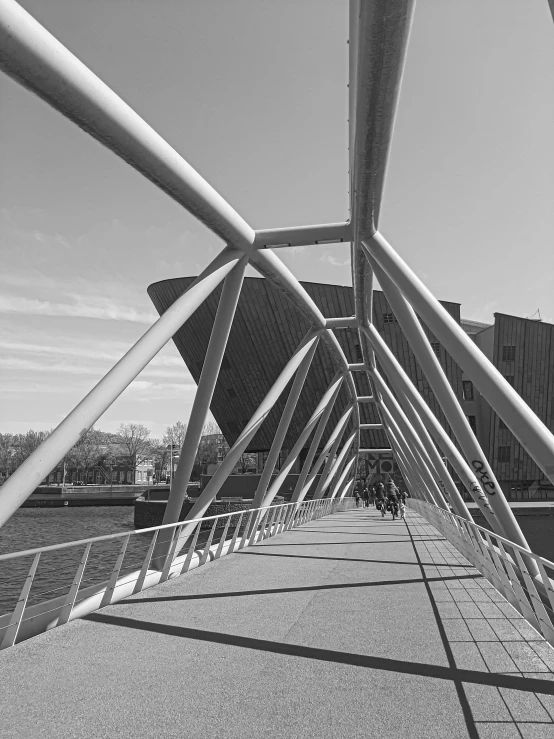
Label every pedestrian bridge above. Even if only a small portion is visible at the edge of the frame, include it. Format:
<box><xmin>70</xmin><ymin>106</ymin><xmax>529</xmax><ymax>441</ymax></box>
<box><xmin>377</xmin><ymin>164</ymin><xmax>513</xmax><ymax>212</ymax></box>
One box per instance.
<box><xmin>2</xmin><ymin>1</ymin><xmax>554</xmax><ymax>737</ymax></box>
<box><xmin>3</xmin><ymin>506</ymin><xmax>554</xmax><ymax>739</ymax></box>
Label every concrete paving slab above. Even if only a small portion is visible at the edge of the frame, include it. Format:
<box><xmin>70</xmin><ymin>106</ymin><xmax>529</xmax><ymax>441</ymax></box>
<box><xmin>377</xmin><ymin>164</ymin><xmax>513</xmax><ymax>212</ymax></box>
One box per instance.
<box><xmin>1</xmin><ymin>509</ymin><xmax>554</xmax><ymax>738</ymax></box>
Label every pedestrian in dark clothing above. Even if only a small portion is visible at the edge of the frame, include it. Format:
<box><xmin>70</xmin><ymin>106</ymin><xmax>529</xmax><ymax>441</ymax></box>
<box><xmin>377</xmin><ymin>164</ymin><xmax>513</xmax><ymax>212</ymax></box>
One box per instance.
<box><xmin>355</xmin><ymin>491</ymin><xmax>362</xmax><ymax>508</ymax></box>
<box><xmin>362</xmin><ymin>487</ymin><xmax>370</xmax><ymax>508</ymax></box>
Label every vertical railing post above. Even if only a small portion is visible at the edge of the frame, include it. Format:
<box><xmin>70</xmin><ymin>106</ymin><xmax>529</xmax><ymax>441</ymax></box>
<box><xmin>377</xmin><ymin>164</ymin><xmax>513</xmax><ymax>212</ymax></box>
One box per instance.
<box><xmin>99</xmin><ymin>535</ymin><xmax>130</xmax><ymax>608</ymax></box>
<box><xmin>133</xmin><ymin>530</ymin><xmax>159</xmax><ymax>595</ymax></box>
<box><xmin>58</xmin><ymin>543</ymin><xmax>92</xmax><ymax>625</ymax></box>
<box><xmin>1</xmin><ymin>552</ymin><xmax>41</xmax><ymax>650</ymax></box>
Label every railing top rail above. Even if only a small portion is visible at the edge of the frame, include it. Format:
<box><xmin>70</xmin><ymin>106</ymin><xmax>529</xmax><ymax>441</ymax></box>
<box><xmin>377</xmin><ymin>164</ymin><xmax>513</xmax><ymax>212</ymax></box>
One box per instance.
<box><xmin>0</xmin><ymin>499</ymin><xmax>312</xmax><ymax>563</ymax></box>
<box><xmin>412</xmin><ymin>498</ymin><xmax>554</xmax><ymax>573</ymax></box>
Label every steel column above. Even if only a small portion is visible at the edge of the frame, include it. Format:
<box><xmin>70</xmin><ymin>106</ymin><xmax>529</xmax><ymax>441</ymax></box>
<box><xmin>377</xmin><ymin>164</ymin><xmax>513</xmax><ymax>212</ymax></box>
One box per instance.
<box><xmin>362</xmin><ymin>323</ymin><xmax>497</xmax><ymax>526</ymax></box>
<box><xmin>162</xmin><ymin>256</ymin><xmax>248</xmax><ymax>529</ymax></box>
<box><xmin>362</xmin><ymin>237</ymin><xmax>536</xmax><ymax>555</ymax></box>
<box><xmin>251</xmin><ymin>337</ymin><xmax>320</xmax><ymax>509</ymax></box>
<box><xmin>291</xmin><ymin>374</ymin><xmax>343</xmax><ymax>501</ymax></box>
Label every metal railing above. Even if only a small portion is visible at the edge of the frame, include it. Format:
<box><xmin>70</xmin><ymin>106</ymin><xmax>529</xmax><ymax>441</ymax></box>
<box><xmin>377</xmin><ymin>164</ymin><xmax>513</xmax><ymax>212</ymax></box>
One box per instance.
<box><xmin>0</xmin><ymin>497</ymin><xmax>348</xmax><ymax>650</ymax></box>
<box><xmin>409</xmin><ymin>498</ymin><xmax>554</xmax><ymax>648</ymax></box>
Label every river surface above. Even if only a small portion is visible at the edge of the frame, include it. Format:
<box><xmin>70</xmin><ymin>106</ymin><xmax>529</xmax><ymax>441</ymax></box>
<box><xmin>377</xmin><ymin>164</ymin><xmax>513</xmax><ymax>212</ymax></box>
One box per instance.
<box><xmin>1</xmin><ymin>506</ymin><xmax>553</xmax><ymax>617</ymax></box>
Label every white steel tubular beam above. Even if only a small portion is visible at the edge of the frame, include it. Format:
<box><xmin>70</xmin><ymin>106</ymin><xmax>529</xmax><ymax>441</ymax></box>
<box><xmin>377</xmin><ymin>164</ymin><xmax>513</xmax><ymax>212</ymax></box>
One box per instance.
<box><xmin>251</xmin><ymin>337</ymin><xmax>320</xmax><ymax>510</ymax></box>
<box><xmin>264</xmin><ymin>376</ymin><xmax>345</xmax><ymax>506</ymax></box>
<box><xmin>254</xmin><ymin>222</ymin><xmax>351</xmax><ymax>249</ymax></box>
<box><xmin>0</xmin><ymin>0</ymin><xmax>349</xmax><ymax>345</ymax></box>
<box><xmin>265</xmin><ymin>401</ymin><xmax>352</xmax><ymax>507</ymax></box>
<box><xmin>330</xmin><ymin>456</ymin><xmax>356</xmax><ymax>500</ymax></box>
<box><xmin>291</xmin><ymin>374</ymin><xmax>344</xmax><ymax>502</ymax></box>
<box><xmin>312</xmin><ymin>416</ymin><xmax>351</xmax><ymax>500</ymax></box>
<box><xmin>377</xmin><ymin>399</ymin><xmax>447</xmax><ymax>510</ymax></box>
<box><xmin>362</xmin><ymin>323</ymin><xmax>497</xmax><ymax>526</ymax></box>
<box><xmin>319</xmin><ymin>433</ymin><xmax>357</xmax><ymax>498</ymax></box>
<box><xmin>294</xmin><ymin>405</ymin><xmax>354</xmax><ymax>503</ymax></box>
<box><xmin>371</xmin><ymin>368</ymin><xmax>472</xmax><ymax>520</ymax></box>
<box><xmin>183</xmin><ymin>331</ymin><xmax>321</xmax><ymax>525</ymax></box>
<box><xmin>0</xmin><ymin>1</ymin><xmax>254</xmax><ymax>250</ymax></box>
<box><xmin>365</xmin><ymin>252</ymin><xmax>509</xmax><ymax>523</ymax></box>
<box><xmin>364</xmin><ymin>234</ymin><xmax>549</xmax><ymax>554</ymax></box>
<box><xmin>339</xmin><ymin>477</ymin><xmax>356</xmax><ymax>501</ymax></box>
<box><xmin>162</xmin><ymin>256</ymin><xmax>248</xmax><ymax>528</ymax></box>
<box><xmin>0</xmin><ymin>246</ymin><xmax>242</xmax><ymax>527</ymax></box>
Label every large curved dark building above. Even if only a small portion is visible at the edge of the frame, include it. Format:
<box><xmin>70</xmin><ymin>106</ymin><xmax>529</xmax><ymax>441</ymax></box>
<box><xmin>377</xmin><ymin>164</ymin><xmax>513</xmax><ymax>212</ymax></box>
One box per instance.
<box><xmin>148</xmin><ymin>278</ymin><xmax>464</xmax><ymax>459</ymax></box>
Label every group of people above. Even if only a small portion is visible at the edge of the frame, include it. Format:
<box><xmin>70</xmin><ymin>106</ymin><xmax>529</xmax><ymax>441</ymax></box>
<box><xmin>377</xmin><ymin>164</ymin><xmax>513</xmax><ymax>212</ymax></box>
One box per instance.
<box><xmin>355</xmin><ymin>480</ymin><xmax>407</xmax><ymax>520</ymax></box>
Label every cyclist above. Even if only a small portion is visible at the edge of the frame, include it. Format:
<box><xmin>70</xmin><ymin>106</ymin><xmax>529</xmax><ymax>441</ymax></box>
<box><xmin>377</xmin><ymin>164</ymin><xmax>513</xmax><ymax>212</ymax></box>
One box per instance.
<box><xmin>375</xmin><ymin>482</ymin><xmax>386</xmax><ymax>514</ymax></box>
<box><xmin>385</xmin><ymin>480</ymin><xmax>399</xmax><ymax>520</ymax></box>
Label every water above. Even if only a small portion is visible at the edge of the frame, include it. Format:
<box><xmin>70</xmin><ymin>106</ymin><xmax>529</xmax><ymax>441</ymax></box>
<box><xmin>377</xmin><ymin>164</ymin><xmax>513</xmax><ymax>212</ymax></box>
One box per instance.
<box><xmin>1</xmin><ymin>507</ymin><xmax>553</xmax><ymax>618</ymax></box>
<box><xmin>0</xmin><ymin>507</ymin><xmax>152</xmax><ymax>615</ymax></box>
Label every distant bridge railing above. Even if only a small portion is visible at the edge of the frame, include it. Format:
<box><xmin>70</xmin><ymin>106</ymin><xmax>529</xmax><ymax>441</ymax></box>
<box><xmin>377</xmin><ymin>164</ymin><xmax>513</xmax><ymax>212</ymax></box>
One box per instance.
<box><xmin>410</xmin><ymin>498</ymin><xmax>554</xmax><ymax>649</ymax></box>
<box><xmin>0</xmin><ymin>497</ymin><xmax>351</xmax><ymax>650</ymax></box>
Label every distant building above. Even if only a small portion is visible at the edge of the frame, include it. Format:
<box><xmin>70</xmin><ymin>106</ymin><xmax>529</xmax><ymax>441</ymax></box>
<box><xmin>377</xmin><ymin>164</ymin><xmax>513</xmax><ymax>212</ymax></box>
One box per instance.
<box><xmin>43</xmin><ymin>443</ymin><xmax>154</xmax><ymax>486</ymax></box>
<box><xmin>462</xmin><ymin>313</ymin><xmax>554</xmax><ymax>500</ymax></box>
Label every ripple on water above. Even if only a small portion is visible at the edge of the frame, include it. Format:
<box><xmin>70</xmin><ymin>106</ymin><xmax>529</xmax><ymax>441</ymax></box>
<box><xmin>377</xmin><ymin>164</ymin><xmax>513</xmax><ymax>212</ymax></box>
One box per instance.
<box><xmin>0</xmin><ymin>507</ymin><xmax>153</xmax><ymax>615</ymax></box>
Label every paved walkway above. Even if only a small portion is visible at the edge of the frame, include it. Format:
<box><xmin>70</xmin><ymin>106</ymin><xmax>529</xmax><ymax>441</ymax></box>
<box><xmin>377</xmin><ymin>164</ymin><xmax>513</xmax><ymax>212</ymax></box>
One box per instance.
<box><xmin>2</xmin><ymin>508</ymin><xmax>554</xmax><ymax>738</ymax></box>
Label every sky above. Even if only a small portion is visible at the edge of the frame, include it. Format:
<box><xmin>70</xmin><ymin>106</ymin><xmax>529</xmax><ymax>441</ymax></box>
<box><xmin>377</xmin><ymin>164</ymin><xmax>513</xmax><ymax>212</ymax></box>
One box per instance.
<box><xmin>1</xmin><ymin>0</ymin><xmax>553</xmax><ymax>439</ymax></box>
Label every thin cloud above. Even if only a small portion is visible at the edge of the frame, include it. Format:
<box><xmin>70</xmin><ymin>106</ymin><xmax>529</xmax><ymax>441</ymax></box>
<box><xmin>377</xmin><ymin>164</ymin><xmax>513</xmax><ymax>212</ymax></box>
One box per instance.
<box><xmin>0</xmin><ymin>340</ymin><xmax>184</xmax><ymax>367</ymax></box>
<box><xmin>0</xmin><ymin>295</ymin><xmax>158</xmax><ymax>323</ymax></box>
<box><xmin>322</xmin><ymin>254</ymin><xmax>350</xmax><ymax>268</ymax></box>
<box><xmin>0</xmin><ymin>356</ymin><xmax>192</xmax><ymax>380</ymax></box>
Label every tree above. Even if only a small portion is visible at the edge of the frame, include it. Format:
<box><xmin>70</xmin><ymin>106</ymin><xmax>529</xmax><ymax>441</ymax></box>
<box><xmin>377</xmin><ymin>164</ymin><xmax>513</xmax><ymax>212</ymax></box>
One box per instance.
<box><xmin>117</xmin><ymin>423</ymin><xmax>152</xmax><ymax>478</ymax></box>
<box><xmin>66</xmin><ymin>428</ymin><xmax>103</xmax><ymax>484</ymax></box>
<box><xmin>150</xmin><ymin>439</ymin><xmax>170</xmax><ymax>483</ymax></box>
<box><xmin>238</xmin><ymin>453</ymin><xmax>257</xmax><ymax>473</ymax></box>
<box><xmin>195</xmin><ymin>422</ymin><xmax>225</xmax><ymax>470</ymax></box>
<box><xmin>163</xmin><ymin>421</ymin><xmax>188</xmax><ymax>449</ymax></box>
<box><xmin>0</xmin><ymin>433</ymin><xmax>16</xmax><ymax>481</ymax></box>
<box><xmin>12</xmin><ymin>429</ymin><xmax>51</xmax><ymax>469</ymax></box>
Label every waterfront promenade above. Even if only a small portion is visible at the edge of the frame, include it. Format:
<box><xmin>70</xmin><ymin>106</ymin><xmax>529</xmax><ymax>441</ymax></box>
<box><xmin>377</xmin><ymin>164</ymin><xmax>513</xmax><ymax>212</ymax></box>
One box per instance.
<box><xmin>2</xmin><ymin>508</ymin><xmax>554</xmax><ymax>738</ymax></box>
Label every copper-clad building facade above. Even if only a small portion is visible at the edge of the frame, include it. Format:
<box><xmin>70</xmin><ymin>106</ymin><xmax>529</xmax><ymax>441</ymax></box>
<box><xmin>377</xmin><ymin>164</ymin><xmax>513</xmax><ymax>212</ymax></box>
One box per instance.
<box><xmin>148</xmin><ymin>278</ymin><xmax>464</xmax><ymax>460</ymax></box>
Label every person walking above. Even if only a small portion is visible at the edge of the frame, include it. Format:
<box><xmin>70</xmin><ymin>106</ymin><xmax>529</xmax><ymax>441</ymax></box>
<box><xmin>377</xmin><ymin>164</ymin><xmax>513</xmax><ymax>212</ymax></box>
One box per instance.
<box><xmin>370</xmin><ymin>486</ymin><xmax>376</xmax><ymax>506</ymax></box>
<box><xmin>355</xmin><ymin>490</ymin><xmax>362</xmax><ymax>508</ymax></box>
<box><xmin>385</xmin><ymin>480</ymin><xmax>399</xmax><ymax>520</ymax></box>
<box><xmin>375</xmin><ymin>482</ymin><xmax>386</xmax><ymax>515</ymax></box>
<box><xmin>399</xmin><ymin>499</ymin><xmax>406</xmax><ymax>520</ymax></box>
<box><xmin>362</xmin><ymin>486</ymin><xmax>370</xmax><ymax>508</ymax></box>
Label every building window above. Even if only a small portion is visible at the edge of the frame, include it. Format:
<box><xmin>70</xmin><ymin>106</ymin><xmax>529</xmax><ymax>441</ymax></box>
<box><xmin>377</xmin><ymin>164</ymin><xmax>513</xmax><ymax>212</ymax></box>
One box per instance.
<box><xmin>467</xmin><ymin>415</ymin><xmax>477</xmax><ymax>433</ymax></box>
<box><xmin>462</xmin><ymin>381</ymin><xmax>474</xmax><ymax>401</ymax></box>
<box><xmin>505</xmin><ymin>375</ymin><xmax>514</xmax><ymax>386</ymax></box>
<box><xmin>430</xmin><ymin>342</ymin><xmax>441</xmax><ymax>360</ymax></box>
<box><xmin>119</xmin><ymin>471</ymin><xmax>125</xmax><ymax>482</ymax></box>
<box><xmin>497</xmin><ymin>446</ymin><xmax>511</xmax><ymax>463</ymax></box>
<box><xmin>382</xmin><ymin>313</ymin><xmax>396</xmax><ymax>324</ymax></box>
<box><xmin>127</xmin><ymin>471</ymin><xmax>133</xmax><ymax>483</ymax></box>
<box><xmin>502</xmin><ymin>345</ymin><xmax>516</xmax><ymax>362</ymax></box>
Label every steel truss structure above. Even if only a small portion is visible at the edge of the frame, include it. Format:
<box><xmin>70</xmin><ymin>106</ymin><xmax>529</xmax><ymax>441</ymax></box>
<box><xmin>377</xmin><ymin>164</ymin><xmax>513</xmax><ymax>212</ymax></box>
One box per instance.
<box><xmin>2</xmin><ymin>0</ymin><xmax>554</xmax><ymax>644</ymax></box>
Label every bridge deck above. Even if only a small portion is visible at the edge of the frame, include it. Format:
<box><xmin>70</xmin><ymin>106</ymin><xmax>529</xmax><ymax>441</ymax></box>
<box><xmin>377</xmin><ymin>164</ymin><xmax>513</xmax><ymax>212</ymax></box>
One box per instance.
<box><xmin>2</xmin><ymin>509</ymin><xmax>554</xmax><ymax>738</ymax></box>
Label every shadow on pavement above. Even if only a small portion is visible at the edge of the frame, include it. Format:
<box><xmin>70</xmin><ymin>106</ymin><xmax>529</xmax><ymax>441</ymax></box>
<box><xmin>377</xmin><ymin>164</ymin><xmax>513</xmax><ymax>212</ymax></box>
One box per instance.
<box><xmin>84</xmin><ymin>611</ymin><xmax>554</xmax><ymax>697</ymax></box>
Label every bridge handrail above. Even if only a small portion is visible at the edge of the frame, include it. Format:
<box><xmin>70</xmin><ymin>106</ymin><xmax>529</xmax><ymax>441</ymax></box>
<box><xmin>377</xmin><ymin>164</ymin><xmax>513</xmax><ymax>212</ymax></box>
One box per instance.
<box><xmin>0</xmin><ymin>500</ymin><xmax>301</xmax><ymax>563</ymax></box>
<box><xmin>0</xmin><ymin>497</ymin><xmax>347</xmax><ymax>650</ymax></box>
<box><xmin>409</xmin><ymin>498</ymin><xmax>554</xmax><ymax>648</ymax></box>
<box><xmin>417</xmin><ymin>499</ymin><xmax>554</xmax><ymax>573</ymax></box>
